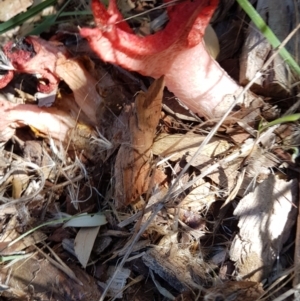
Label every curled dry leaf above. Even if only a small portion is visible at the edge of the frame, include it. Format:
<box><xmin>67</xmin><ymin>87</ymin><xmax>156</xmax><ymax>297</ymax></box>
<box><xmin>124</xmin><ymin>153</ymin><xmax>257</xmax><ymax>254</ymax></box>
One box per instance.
<box><xmin>114</xmin><ymin>76</ymin><xmax>164</xmax><ymax>207</ymax></box>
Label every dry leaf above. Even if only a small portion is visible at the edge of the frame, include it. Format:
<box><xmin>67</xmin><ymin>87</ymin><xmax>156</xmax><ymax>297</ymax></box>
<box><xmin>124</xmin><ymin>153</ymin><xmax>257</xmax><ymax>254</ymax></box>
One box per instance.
<box><xmin>114</xmin><ymin>76</ymin><xmax>164</xmax><ymax>207</ymax></box>
<box><xmin>55</xmin><ymin>58</ymin><xmax>103</xmax><ymax>124</ymax></box>
<box><xmin>180</xmin><ymin>180</ymin><xmax>215</xmax><ymax>211</ymax></box>
<box><xmin>153</xmin><ymin>132</ymin><xmax>231</xmax><ymax>166</ymax></box>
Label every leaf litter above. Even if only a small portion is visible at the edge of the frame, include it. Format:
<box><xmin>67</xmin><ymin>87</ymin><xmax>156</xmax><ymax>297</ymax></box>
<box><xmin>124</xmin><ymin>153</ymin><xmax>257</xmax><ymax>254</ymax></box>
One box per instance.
<box><xmin>0</xmin><ymin>0</ymin><xmax>299</xmax><ymax>300</ymax></box>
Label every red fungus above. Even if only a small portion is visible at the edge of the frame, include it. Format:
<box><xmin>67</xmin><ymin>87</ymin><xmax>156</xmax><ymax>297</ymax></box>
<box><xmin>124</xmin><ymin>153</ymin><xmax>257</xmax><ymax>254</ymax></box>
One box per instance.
<box><xmin>1</xmin><ymin>37</ymin><xmax>64</xmax><ymax>93</ymax></box>
<box><xmin>80</xmin><ymin>0</ymin><xmax>241</xmax><ymax>118</ymax></box>
<box><xmin>0</xmin><ymin>36</ymin><xmax>103</xmax><ymax>124</ymax></box>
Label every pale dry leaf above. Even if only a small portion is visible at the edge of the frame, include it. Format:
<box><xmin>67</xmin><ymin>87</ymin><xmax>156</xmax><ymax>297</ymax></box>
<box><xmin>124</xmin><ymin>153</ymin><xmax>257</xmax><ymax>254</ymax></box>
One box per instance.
<box><xmin>74</xmin><ymin>226</ymin><xmax>100</xmax><ymax>268</ymax></box>
<box><xmin>153</xmin><ymin>132</ymin><xmax>231</xmax><ymax>166</ymax></box>
<box><xmin>55</xmin><ymin>58</ymin><xmax>103</xmax><ymax>125</ymax></box>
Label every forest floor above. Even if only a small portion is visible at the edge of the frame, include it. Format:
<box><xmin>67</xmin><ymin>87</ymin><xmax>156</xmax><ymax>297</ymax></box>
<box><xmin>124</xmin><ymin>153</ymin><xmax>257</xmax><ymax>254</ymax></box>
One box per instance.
<box><xmin>0</xmin><ymin>1</ymin><xmax>299</xmax><ymax>300</ymax></box>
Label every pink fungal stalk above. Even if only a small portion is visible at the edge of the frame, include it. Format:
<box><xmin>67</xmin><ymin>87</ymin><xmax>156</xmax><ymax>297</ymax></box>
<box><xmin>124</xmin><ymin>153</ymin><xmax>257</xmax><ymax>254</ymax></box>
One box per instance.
<box><xmin>80</xmin><ymin>0</ymin><xmax>241</xmax><ymax>118</ymax></box>
<box><xmin>0</xmin><ymin>97</ymin><xmax>77</xmax><ymax>142</ymax></box>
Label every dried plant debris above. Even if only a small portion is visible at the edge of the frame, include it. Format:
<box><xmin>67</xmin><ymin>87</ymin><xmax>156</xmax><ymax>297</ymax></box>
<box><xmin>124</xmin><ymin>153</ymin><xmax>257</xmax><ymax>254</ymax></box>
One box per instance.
<box><xmin>143</xmin><ymin>233</ymin><xmax>216</xmax><ymax>292</ymax></box>
<box><xmin>203</xmin><ymin>280</ymin><xmax>265</xmax><ymax>301</ymax></box>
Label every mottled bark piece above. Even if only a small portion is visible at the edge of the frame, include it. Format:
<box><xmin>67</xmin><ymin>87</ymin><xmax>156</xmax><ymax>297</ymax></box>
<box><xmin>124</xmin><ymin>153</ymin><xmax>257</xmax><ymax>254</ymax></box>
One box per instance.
<box><xmin>142</xmin><ymin>234</ymin><xmax>209</xmax><ymax>292</ymax></box>
<box><xmin>0</xmin><ymin>0</ymin><xmax>32</xmax><ymax>22</ymax></box>
<box><xmin>240</xmin><ymin>0</ymin><xmax>300</xmax><ymax>98</ymax></box>
<box><xmin>0</xmin><ymin>258</ymin><xmax>101</xmax><ymax>300</ymax></box>
<box><xmin>230</xmin><ymin>175</ymin><xmax>298</xmax><ymax>281</ymax></box>
<box><xmin>114</xmin><ymin>76</ymin><xmax>164</xmax><ymax>207</ymax></box>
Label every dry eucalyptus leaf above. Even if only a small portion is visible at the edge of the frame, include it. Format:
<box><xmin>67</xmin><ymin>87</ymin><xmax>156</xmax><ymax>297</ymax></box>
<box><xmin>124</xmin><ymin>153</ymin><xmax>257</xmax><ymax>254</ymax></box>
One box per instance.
<box><xmin>153</xmin><ymin>132</ymin><xmax>231</xmax><ymax>166</ymax></box>
<box><xmin>114</xmin><ymin>76</ymin><xmax>164</xmax><ymax>207</ymax></box>
<box><xmin>180</xmin><ymin>180</ymin><xmax>215</xmax><ymax>211</ymax></box>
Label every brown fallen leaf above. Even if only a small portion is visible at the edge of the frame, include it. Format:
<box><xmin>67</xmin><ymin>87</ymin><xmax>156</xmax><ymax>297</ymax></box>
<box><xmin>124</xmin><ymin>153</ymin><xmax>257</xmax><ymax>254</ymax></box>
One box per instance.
<box><xmin>114</xmin><ymin>76</ymin><xmax>164</xmax><ymax>207</ymax></box>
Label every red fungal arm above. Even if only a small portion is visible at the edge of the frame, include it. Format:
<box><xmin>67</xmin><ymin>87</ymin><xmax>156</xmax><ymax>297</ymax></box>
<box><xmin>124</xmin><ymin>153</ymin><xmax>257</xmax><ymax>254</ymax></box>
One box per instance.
<box><xmin>0</xmin><ymin>37</ymin><xmax>103</xmax><ymax>124</ymax></box>
<box><xmin>2</xmin><ymin>37</ymin><xmax>65</xmax><ymax>93</ymax></box>
<box><xmin>80</xmin><ymin>0</ymin><xmax>241</xmax><ymax>117</ymax></box>
<box><xmin>81</xmin><ymin>0</ymin><xmax>215</xmax><ymax>56</ymax></box>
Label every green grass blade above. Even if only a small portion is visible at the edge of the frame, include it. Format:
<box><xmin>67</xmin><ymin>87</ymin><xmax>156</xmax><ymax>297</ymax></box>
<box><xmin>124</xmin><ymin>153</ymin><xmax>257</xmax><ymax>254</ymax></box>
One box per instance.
<box><xmin>29</xmin><ymin>10</ymin><xmax>91</xmax><ymax>35</ymax></box>
<box><xmin>7</xmin><ymin>212</ymin><xmax>105</xmax><ymax>247</ymax></box>
<box><xmin>259</xmin><ymin>113</ymin><xmax>300</xmax><ymax>132</ymax></box>
<box><xmin>28</xmin><ymin>0</ymin><xmax>71</xmax><ymax>35</ymax></box>
<box><xmin>0</xmin><ymin>0</ymin><xmax>57</xmax><ymax>35</ymax></box>
<box><xmin>236</xmin><ymin>0</ymin><xmax>300</xmax><ymax>76</ymax></box>
<box><xmin>28</xmin><ymin>15</ymin><xmax>56</xmax><ymax>35</ymax></box>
